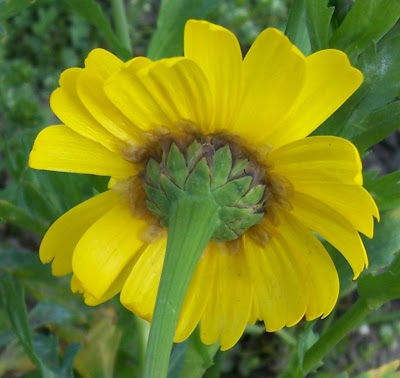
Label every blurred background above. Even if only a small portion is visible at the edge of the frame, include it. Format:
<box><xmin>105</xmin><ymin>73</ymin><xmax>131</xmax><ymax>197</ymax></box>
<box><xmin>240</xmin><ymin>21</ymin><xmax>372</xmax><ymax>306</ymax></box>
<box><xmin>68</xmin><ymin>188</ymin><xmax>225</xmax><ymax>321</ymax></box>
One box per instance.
<box><xmin>1</xmin><ymin>0</ymin><xmax>400</xmax><ymax>377</ymax></box>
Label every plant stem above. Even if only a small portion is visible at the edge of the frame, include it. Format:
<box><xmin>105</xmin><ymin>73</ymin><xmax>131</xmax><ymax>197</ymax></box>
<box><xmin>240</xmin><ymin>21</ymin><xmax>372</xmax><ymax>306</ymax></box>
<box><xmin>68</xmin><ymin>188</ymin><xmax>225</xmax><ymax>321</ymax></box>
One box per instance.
<box><xmin>303</xmin><ymin>298</ymin><xmax>372</xmax><ymax>373</ymax></box>
<box><xmin>111</xmin><ymin>0</ymin><xmax>131</xmax><ymax>54</ymax></box>
<box><xmin>142</xmin><ymin>196</ymin><xmax>219</xmax><ymax>378</ymax></box>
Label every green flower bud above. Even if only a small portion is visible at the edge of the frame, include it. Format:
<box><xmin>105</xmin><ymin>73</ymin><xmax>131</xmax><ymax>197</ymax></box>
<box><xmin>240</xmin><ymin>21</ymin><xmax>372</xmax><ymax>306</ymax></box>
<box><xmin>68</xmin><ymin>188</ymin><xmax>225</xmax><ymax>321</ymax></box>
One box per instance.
<box><xmin>142</xmin><ymin>137</ymin><xmax>267</xmax><ymax>242</ymax></box>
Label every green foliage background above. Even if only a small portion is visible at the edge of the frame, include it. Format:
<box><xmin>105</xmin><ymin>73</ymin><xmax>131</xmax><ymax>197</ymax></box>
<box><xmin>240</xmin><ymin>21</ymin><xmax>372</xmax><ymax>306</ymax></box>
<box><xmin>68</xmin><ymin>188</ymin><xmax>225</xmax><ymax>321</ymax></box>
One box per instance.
<box><xmin>0</xmin><ymin>0</ymin><xmax>400</xmax><ymax>377</ymax></box>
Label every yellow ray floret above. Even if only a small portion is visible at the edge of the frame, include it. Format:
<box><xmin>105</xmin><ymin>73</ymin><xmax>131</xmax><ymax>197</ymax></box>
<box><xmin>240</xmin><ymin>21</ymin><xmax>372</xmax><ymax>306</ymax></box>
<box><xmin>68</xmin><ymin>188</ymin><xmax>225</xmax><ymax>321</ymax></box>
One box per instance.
<box><xmin>28</xmin><ymin>19</ymin><xmax>378</xmax><ymax>350</ymax></box>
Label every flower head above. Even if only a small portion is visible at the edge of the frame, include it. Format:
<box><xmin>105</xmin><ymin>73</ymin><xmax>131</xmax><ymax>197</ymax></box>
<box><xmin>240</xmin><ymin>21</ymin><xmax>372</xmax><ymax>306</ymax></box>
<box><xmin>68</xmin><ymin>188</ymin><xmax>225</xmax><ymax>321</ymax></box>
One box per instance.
<box><xmin>29</xmin><ymin>20</ymin><xmax>378</xmax><ymax>350</ymax></box>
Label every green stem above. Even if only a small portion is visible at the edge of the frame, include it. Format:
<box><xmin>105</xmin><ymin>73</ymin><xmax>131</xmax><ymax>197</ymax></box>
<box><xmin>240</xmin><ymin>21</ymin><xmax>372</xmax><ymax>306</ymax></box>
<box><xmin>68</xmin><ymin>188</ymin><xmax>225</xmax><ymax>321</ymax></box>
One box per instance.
<box><xmin>142</xmin><ymin>196</ymin><xmax>219</xmax><ymax>378</ymax></box>
<box><xmin>303</xmin><ymin>298</ymin><xmax>372</xmax><ymax>373</ymax></box>
<box><xmin>111</xmin><ymin>0</ymin><xmax>131</xmax><ymax>54</ymax></box>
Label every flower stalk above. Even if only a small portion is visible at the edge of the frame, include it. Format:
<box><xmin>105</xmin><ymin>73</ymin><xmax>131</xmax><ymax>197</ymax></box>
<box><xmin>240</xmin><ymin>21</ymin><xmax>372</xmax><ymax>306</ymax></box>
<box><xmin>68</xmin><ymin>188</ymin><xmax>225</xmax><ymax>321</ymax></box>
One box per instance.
<box><xmin>142</xmin><ymin>196</ymin><xmax>219</xmax><ymax>378</ymax></box>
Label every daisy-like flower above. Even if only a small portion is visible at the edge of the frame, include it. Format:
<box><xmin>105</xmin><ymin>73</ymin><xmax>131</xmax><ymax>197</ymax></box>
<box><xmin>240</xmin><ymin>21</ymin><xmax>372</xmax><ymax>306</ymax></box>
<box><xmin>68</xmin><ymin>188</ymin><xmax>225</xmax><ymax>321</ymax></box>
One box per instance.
<box><xmin>29</xmin><ymin>20</ymin><xmax>379</xmax><ymax>351</ymax></box>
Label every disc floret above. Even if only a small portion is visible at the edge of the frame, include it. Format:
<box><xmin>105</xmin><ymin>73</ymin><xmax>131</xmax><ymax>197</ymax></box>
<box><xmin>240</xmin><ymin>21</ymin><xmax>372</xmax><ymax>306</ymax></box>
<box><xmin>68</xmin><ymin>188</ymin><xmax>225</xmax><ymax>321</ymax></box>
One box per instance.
<box><xmin>142</xmin><ymin>137</ymin><xmax>267</xmax><ymax>242</ymax></box>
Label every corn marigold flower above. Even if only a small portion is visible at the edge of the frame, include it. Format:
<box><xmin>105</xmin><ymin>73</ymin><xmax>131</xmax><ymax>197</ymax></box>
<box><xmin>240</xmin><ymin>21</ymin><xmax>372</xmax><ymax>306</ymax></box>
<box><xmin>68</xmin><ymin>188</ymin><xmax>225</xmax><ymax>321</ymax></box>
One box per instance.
<box><xmin>29</xmin><ymin>20</ymin><xmax>379</xmax><ymax>350</ymax></box>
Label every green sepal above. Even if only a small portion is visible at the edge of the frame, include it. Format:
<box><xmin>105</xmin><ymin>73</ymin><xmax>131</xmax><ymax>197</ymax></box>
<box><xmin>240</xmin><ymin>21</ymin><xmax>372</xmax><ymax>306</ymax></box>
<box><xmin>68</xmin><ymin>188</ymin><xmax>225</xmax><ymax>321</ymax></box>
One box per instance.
<box><xmin>146</xmin><ymin>158</ymin><xmax>161</xmax><ymax>186</ymax></box>
<box><xmin>146</xmin><ymin>200</ymin><xmax>165</xmax><ymax>219</ymax></box>
<box><xmin>145</xmin><ymin>185</ymin><xmax>170</xmax><ymax>215</ymax></box>
<box><xmin>218</xmin><ymin>207</ymin><xmax>254</xmax><ymax>223</ymax></box>
<box><xmin>237</xmin><ymin>184</ymin><xmax>265</xmax><ymax>206</ymax></box>
<box><xmin>213</xmin><ymin>176</ymin><xmax>252</xmax><ymax>206</ymax></box>
<box><xmin>186</xmin><ymin>140</ymin><xmax>203</xmax><ymax>171</ymax></box>
<box><xmin>185</xmin><ymin>158</ymin><xmax>211</xmax><ymax>195</ymax></box>
<box><xmin>160</xmin><ymin>174</ymin><xmax>184</xmax><ymax>202</ymax></box>
<box><xmin>143</xmin><ymin>138</ymin><xmax>266</xmax><ymax>242</ymax></box>
<box><xmin>166</xmin><ymin>143</ymin><xmax>186</xmax><ymax>188</ymax></box>
<box><xmin>230</xmin><ymin>159</ymin><xmax>249</xmax><ymax>178</ymax></box>
<box><xmin>212</xmin><ymin>224</ymin><xmax>238</xmax><ymax>242</ymax></box>
<box><xmin>211</xmin><ymin>145</ymin><xmax>232</xmax><ymax>190</ymax></box>
<box><xmin>228</xmin><ymin>213</ymin><xmax>264</xmax><ymax>232</ymax></box>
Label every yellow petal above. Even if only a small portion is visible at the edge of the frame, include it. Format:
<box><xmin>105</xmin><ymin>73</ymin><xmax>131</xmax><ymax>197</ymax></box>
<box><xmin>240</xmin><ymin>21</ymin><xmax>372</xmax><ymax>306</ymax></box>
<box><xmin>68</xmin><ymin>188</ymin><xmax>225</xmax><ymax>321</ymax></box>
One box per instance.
<box><xmin>105</xmin><ymin>57</ymin><xmax>212</xmax><ymax>133</ymax></box>
<box><xmin>84</xmin><ymin>48</ymin><xmax>123</xmax><ymax>80</ymax></box>
<box><xmin>50</xmin><ymin>68</ymin><xmax>122</xmax><ymax>152</ymax></box>
<box><xmin>200</xmin><ymin>243</ymin><xmax>253</xmax><ymax>350</ymax></box>
<box><xmin>184</xmin><ymin>20</ymin><xmax>242</xmax><ymax>131</ymax></box>
<box><xmin>72</xmin><ymin>201</ymin><xmax>148</xmax><ymax>299</ymax></box>
<box><xmin>243</xmin><ymin>231</ymin><xmax>308</xmax><ymax>332</ymax></box>
<box><xmin>290</xmin><ymin>191</ymin><xmax>368</xmax><ymax>278</ymax></box>
<box><xmin>40</xmin><ymin>190</ymin><xmax>121</xmax><ymax>276</ymax></box>
<box><xmin>234</xmin><ymin>28</ymin><xmax>306</xmax><ymax>144</ymax></box>
<box><xmin>248</xmin><ymin>293</ymin><xmax>260</xmax><ymax>325</ymax></box>
<box><xmin>274</xmin><ymin>210</ymin><xmax>339</xmax><ymax>320</ymax></box>
<box><xmin>78</xmin><ymin>50</ymin><xmax>143</xmax><ymax>144</ymax></box>
<box><xmin>120</xmin><ymin>237</ymin><xmax>167</xmax><ymax>321</ymax></box>
<box><xmin>72</xmin><ymin>255</ymin><xmax>138</xmax><ymax>306</ymax></box>
<box><xmin>268</xmin><ymin>136</ymin><xmax>363</xmax><ymax>185</ymax></box>
<box><xmin>267</xmin><ymin>49</ymin><xmax>363</xmax><ymax>148</ymax></box>
<box><xmin>174</xmin><ymin>246</ymin><xmax>216</xmax><ymax>343</ymax></box>
<box><xmin>293</xmin><ymin>183</ymin><xmax>379</xmax><ymax>238</ymax></box>
<box><xmin>29</xmin><ymin>125</ymin><xmax>137</xmax><ymax>178</ymax></box>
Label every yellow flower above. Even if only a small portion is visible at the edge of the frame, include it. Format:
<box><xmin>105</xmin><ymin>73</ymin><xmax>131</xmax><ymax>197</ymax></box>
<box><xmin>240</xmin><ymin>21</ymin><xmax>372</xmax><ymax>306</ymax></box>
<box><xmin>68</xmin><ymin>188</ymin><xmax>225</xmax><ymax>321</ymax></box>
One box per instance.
<box><xmin>29</xmin><ymin>20</ymin><xmax>379</xmax><ymax>350</ymax></box>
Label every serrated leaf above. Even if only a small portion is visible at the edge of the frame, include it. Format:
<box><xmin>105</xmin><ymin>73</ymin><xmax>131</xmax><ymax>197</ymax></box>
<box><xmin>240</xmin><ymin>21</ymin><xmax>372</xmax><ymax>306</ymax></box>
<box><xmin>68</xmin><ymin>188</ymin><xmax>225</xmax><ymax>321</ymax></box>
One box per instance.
<box><xmin>305</xmin><ymin>0</ymin><xmax>334</xmax><ymax>52</ymax></box>
<box><xmin>147</xmin><ymin>0</ymin><xmax>219</xmax><ymax>59</ymax></box>
<box><xmin>65</xmin><ymin>0</ymin><xmax>131</xmax><ymax>59</ymax></box>
<box><xmin>285</xmin><ymin>0</ymin><xmax>311</xmax><ymax>55</ymax></box>
<box><xmin>315</xmin><ymin>35</ymin><xmax>400</xmax><ymax>141</ymax></box>
<box><xmin>351</xmin><ymin>101</ymin><xmax>400</xmax><ymax>154</ymax></box>
<box><xmin>358</xmin><ymin>254</ymin><xmax>400</xmax><ymax>307</ymax></box>
<box><xmin>329</xmin><ymin>0</ymin><xmax>400</xmax><ymax>57</ymax></box>
<box><xmin>364</xmin><ymin>170</ymin><xmax>400</xmax><ymax>211</ymax></box>
<box><xmin>364</xmin><ymin>207</ymin><xmax>400</xmax><ymax>272</ymax></box>
<box><xmin>178</xmin><ymin>327</ymin><xmax>219</xmax><ymax>378</ymax></box>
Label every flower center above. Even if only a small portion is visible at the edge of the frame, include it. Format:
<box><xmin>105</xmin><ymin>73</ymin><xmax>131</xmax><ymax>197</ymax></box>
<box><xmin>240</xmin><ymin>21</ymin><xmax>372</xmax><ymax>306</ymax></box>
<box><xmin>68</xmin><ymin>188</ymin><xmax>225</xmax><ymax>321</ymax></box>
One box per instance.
<box><xmin>141</xmin><ymin>135</ymin><xmax>267</xmax><ymax>242</ymax></box>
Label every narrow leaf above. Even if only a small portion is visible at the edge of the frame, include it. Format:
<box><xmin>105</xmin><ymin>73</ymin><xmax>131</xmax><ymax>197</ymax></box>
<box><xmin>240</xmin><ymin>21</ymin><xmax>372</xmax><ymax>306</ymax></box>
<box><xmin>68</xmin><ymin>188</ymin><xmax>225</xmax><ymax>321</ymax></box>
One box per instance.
<box><xmin>147</xmin><ymin>0</ymin><xmax>218</xmax><ymax>59</ymax></box>
<box><xmin>65</xmin><ymin>0</ymin><xmax>131</xmax><ymax>59</ymax></box>
<box><xmin>351</xmin><ymin>101</ymin><xmax>400</xmax><ymax>154</ymax></box>
<box><xmin>330</xmin><ymin>0</ymin><xmax>400</xmax><ymax>57</ymax></box>
<box><xmin>305</xmin><ymin>0</ymin><xmax>334</xmax><ymax>52</ymax></box>
<box><xmin>285</xmin><ymin>0</ymin><xmax>311</xmax><ymax>55</ymax></box>
<box><xmin>365</xmin><ymin>170</ymin><xmax>400</xmax><ymax>211</ymax></box>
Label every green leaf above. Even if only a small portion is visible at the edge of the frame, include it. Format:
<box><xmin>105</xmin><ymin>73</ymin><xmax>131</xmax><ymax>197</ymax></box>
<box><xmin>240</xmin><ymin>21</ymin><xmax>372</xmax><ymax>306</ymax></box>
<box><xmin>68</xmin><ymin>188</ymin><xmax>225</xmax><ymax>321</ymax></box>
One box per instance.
<box><xmin>285</xmin><ymin>0</ymin><xmax>311</xmax><ymax>55</ymax></box>
<box><xmin>351</xmin><ymin>101</ymin><xmax>400</xmax><ymax>154</ymax></box>
<box><xmin>329</xmin><ymin>0</ymin><xmax>400</xmax><ymax>57</ymax></box>
<box><xmin>0</xmin><ymin>275</ymin><xmax>73</xmax><ymax>378</ymax></box>
<box><xmin>65</xmin><ymin>0</ymin><xmax>131</xmax><ymax>60</ymax></box>
<box><xmin>147</xmin><ymin>0</ymin><xmax>218</xmax><ymax>59</ymax></box>
<box><xmin>358</xmin><ymin>254</ymin><xmax>400</xmax><ymax>307</ymax></box>
<box><xmin>178</xmin><ymin>328</ymin><xmax>219</xmax><ymax>378</ymax></box>
<box><xmin>168</xmin><ymin>342</ymin><xmax>188</xmax><ymax>378</ymax></box>
<box><xmin>0</xmin><ymin>0</ymin><xmax>34</xmax><ymax>20</ymax></box>
<box><xmin>305</xmin><ymin>0</ymin><xmax>334</xmax><ymax>52</ymax></box>
<box><xmin>315</xmin><ymin>35</ymin><xmax>400</xmax><ymax>141</ymax></box>
<box><xmin>364</xmin><ymin>170</ymin><xmax>400</xmax><ymax>211</ymax></box>
<box><xmin>364</xmin><ymin>207</ymin><xmax>400</xmax><ymax>271</ymax></box>
<box><xmin>280</xmin><ymin>323</ymin><xmax>318</xmax><ymax>378</ymax></box>
<box><xmin>0</xmin><ymin>199</ymin><xmax>47</xmax><ymax>235</ymax></box>
<box><xmin>74</xmin><ymin>316</ymin><xmax>122</xmax><ymax>378</ymax></box>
